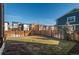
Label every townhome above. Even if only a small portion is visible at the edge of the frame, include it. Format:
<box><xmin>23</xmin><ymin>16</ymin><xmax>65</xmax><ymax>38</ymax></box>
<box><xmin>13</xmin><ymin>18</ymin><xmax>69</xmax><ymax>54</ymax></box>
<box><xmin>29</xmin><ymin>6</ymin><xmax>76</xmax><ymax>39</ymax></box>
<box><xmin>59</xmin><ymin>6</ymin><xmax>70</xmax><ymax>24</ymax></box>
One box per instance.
<box><xmin>56</xmin><ymin>9</ymin><xmax>79</xmax><ymax>40</ymax></box>
<box><xmin>4</xmin><ymin>22</ymin><xmax>9</xmax><ymax>31</ymax></box>
<box><xmin>56</xmin><ymin>9</ymin><xmax>79</xmax><ymax>32</ymax></box>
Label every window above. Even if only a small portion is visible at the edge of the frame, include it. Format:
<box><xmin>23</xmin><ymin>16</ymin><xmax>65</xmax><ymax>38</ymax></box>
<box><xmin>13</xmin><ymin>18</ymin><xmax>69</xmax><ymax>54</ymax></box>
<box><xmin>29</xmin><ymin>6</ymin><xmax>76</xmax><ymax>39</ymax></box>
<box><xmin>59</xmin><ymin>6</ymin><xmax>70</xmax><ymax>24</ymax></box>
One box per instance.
<box><xmin>39</xmin><ymin>25</ymin><xmax>44</xmax><ymax>30</ymax></box>
<box><xmin>23</xmin><ymin>24</ymin><xmax>29</xmax><ymax>31</ymax></box>
<box><xmin>67</xmin><ymin>16</ymin><xmax>75</xmax><ymax>23</ymax></box>
<box><xmin>50</xmin><ymin>26</ymin><xmax>54</xmax><ymax>30</ymax></box>
<box><xmin>13</xmin><ymin>23</ymin><xmax>18</xmax><ymax>28</ymax></box>
<box><xmin>46</xmin><ymin>26</ymin><xmax>49</xmax><ymax>30</ymax></box>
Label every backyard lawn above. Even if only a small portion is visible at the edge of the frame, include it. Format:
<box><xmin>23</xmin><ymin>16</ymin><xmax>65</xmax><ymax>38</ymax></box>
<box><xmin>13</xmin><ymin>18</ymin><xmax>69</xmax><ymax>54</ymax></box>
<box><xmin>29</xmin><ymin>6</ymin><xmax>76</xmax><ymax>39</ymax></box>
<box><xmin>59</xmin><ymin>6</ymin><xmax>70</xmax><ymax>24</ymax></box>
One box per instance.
<box><xmin>3</xmin><ymin>36</ymin><xmax>76</xmax><ymax>55</ymax></box>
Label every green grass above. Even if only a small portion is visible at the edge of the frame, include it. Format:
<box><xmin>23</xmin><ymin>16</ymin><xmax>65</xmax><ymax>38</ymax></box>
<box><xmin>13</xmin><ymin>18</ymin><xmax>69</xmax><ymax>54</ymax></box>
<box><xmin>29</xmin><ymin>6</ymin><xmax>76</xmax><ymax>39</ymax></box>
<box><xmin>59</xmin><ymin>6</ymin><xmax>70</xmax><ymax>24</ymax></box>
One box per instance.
<box><xmin>5</xmin><ymin>36</ymin><xmax>76</xmax><ymax>55</ymax></box>
<box><xmin>7</xmin><ymin>37</ymin><xmax>59</xmax><ymax>45</ymax></box>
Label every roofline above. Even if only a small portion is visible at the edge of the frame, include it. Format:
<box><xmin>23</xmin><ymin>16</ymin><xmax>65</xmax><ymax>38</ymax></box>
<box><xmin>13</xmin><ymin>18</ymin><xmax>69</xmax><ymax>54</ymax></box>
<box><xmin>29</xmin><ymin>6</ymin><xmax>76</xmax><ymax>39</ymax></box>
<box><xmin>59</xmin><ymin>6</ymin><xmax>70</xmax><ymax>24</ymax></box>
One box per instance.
<box><xmin>57</xmin><ymin>8</ymin><xmax>79</xmax><ymax>20</ymax></box>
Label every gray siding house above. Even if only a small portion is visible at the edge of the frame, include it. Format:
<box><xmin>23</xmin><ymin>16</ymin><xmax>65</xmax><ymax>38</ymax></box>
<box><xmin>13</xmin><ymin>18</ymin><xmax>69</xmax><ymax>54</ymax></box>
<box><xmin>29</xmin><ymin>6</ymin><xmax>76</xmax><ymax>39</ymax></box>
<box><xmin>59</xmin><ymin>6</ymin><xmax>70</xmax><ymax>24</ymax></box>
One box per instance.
<box><xmin>56</xmin><ymin>9</ymin><xmax>79</xmax><ymax>32</ymax></box>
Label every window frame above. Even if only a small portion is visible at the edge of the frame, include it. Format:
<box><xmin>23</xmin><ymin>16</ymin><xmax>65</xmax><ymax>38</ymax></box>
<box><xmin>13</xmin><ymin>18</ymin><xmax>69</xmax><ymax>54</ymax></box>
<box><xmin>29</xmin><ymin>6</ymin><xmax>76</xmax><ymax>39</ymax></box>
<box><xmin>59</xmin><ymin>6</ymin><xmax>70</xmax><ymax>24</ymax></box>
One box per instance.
<box><xmin>67</xmin><ymin>16</ymin><xmax>76</xmax><ymax>23</ymax></box>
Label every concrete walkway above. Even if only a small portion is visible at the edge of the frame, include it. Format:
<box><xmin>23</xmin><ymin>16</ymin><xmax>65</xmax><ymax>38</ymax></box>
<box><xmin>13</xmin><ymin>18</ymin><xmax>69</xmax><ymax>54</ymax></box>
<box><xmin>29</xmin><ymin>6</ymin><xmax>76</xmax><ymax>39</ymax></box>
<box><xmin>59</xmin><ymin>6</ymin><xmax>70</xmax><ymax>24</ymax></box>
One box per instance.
<box><xmin>68</xmin><ymin>43</ymin><xmax>79</xmax><ymax>55</ymax></box>
<box><xmin>0</xmin><ymin>43</ymin><xmax>5</xmax><ymax>55</ymax></box>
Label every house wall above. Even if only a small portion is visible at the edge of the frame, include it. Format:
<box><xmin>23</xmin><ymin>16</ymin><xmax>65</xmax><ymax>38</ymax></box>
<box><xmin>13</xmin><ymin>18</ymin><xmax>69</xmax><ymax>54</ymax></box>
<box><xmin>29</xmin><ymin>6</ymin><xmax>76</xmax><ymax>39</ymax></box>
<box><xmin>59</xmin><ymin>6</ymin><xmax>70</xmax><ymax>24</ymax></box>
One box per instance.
<box><xmin>56</xmin><ymin>11</ymin><xmax>79</xmax><ymax>31</ymax></box>
<box><xmin>4</xmin><ymin>22</ymin><xmax>9</xmax><ymax>31</ymax></box>
<box><xmin>56</xmin><ymin>9</ymin><xmax>79</xmax><ymax>41</ymax></box>
<box><xmin>23</xmin><ymin>24</ymin><xmax>30</xmax><ymax>31</ymax></box>
<box><xmin>18</xmin><ymin>24</ymin><xmax>24</xmax><ymax>31</ymax></box>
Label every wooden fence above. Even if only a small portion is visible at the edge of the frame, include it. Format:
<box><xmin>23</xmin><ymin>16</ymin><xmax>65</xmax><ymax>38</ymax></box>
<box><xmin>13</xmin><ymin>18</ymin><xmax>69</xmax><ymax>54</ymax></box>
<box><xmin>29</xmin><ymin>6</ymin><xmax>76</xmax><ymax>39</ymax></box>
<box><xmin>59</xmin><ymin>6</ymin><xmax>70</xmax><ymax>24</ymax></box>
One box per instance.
<box><xmin>4</xmin><ymin>30</ymin><xmax>30</xmax><ymax>38</ymax></box>
<box><xmin>31</xmin><ymin>25</ymin><xmax>79</xmax><ymax>41</ymax></box>
<box><xmin>4</xmin><ymin>24</ymin><xmax>79</xmax><ymax>42</ymax></box>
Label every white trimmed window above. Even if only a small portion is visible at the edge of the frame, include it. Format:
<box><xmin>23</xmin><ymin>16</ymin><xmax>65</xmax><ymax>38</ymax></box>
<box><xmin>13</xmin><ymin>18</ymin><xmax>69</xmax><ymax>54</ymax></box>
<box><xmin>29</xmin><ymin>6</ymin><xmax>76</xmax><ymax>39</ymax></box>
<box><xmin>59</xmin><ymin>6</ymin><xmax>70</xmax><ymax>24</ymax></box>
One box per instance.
<box><xmin>67</xmin><ymin>16</ymin><xmax>76</xmax><ymax>23</ymax></box>
<box><xmin>67</xmin><ymin>16</ymin><xmax>76</xmax><ymax>31</ymax></box>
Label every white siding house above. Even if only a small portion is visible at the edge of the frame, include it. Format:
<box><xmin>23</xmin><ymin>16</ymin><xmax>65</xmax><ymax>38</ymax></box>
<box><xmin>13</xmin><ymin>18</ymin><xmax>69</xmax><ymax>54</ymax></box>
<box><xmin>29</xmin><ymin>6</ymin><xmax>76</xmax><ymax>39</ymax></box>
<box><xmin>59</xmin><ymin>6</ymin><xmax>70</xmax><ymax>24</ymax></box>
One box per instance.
<box><xmin>23</xmin><ymin>24</ymin><xmax>30</xmax><ymax>31</ymax></box>
<box><xmin>4</xmin><ymin>22</ymin><xmax>9</xmax><ymax>31</ymax></box>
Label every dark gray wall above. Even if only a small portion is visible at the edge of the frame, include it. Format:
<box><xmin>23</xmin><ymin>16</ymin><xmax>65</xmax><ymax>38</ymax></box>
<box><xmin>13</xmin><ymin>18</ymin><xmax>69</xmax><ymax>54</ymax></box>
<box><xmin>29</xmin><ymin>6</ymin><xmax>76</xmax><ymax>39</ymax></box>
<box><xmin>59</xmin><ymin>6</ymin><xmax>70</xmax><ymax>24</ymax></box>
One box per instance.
<box><xmin>57</xmin><ymin>11</ymin><xmax>79</xmax><ymax>25</ymax></box>
<box><xmin>56</xmin><ymin>10</ymin><xmax>79</xmax><ymax>31</ymax></box>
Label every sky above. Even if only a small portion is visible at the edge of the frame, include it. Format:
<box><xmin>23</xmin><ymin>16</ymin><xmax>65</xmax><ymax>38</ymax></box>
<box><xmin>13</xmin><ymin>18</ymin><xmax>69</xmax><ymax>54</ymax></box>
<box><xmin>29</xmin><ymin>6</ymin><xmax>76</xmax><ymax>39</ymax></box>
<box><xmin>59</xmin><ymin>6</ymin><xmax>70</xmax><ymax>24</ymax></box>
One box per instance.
<box><xmin>4</xmin><ymin>3</ymin><xmax>79</xmax><ymax>25</ymax></box>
